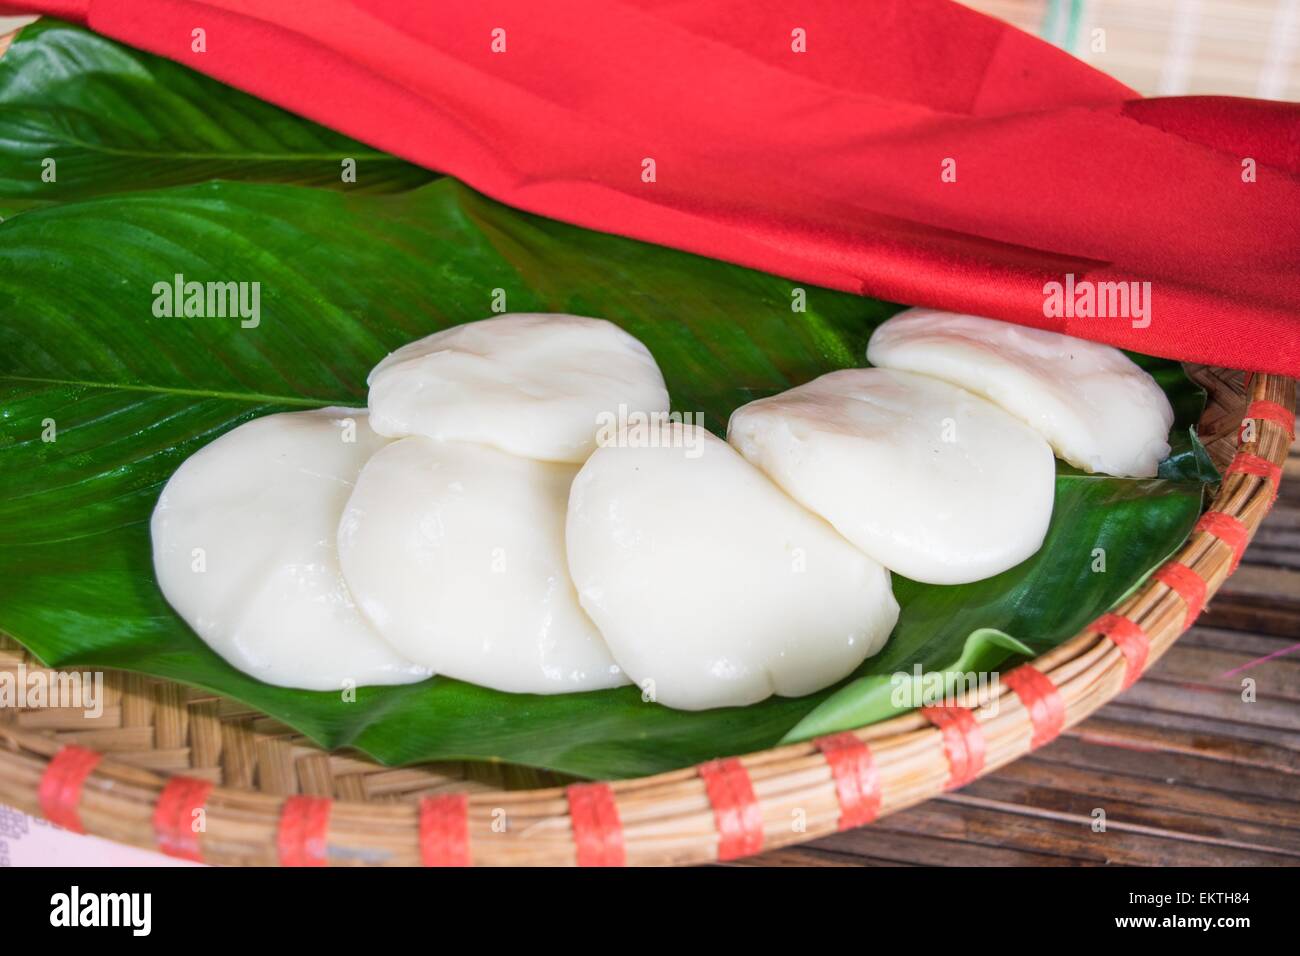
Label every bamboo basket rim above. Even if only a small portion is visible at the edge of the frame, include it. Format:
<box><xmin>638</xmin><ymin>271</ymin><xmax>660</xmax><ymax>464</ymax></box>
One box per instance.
<box><xmin>0</xmin><ymin>365</ymin><xmax>1292</xmax><ymax>866</ymax></box>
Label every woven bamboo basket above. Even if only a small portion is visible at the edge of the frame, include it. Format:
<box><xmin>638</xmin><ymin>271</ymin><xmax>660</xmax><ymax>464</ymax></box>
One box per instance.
<box><xmin>0</xmin><ymin>364</ymin><xmax>1293</xmax><ymax>865</ymax></box>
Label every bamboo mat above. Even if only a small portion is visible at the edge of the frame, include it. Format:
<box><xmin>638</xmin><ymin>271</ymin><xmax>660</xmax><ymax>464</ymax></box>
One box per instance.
<box><xmin>744</xmin><ymin>433</ymin><xmax>1300</xmax><ymax>866</ymax></box>
<box><xmin>964</xmin><ymin>0</ymin><xmax>1300</xmax><ymax>99</ymax></box>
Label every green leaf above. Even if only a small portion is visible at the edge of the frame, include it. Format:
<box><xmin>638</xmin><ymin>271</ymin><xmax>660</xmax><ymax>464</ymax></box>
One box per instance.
<box><xmin>0</xmin><ymin>178</ymin><xmax>1209</xmax><ymax>778</ymax></box>
<box><xmin>1132</xmin><ymin>354</ymin><xmax>1219</xmax><ymax>483</ymax></box>
<box><xmin>0</xmin><ymin>20</ymin><xmax>435</xmax><ymax>204</ymax></box>
<box><xmin>783</xmin><ymin>629</ymin><xmax>1033</xmax><ymax>743</ymax></box>
<box><xmin>1158</xmin><ymin>424</ymin><xmax>1219</xmax><ymax>483</ymax></box>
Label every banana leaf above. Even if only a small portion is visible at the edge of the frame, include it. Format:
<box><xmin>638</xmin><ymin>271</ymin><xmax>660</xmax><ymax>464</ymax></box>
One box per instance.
<box><xmin>0</xmin><ymin>19</ymin><xmax>435</xmax><ymax>206</ymax></box>
<box><xmin>784</xmin><ymin>629</ymin><xmax>1034</xmax><ymax>743</ymax></box>
<box><xmin>0</xmin><ymin>178</ymin><xmax>1211</xmax><ymax>777</ymax></box>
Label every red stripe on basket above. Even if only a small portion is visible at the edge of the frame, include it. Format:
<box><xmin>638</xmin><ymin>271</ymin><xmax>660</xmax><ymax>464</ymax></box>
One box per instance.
<box><xmin>1155</xmin><ymin>562</ymin><xmax>1207</xmax><ymax>630</ymax></box>
<box><xmin>1227</xmin><ymin>452</ymin><xmax>1282</xmax><ymax>503</ymax></box>
<box><xmin>153</xmin><ymin>776</ymin><xmax>213</xmax><ymax>862</ymax></box>
<box><xmin>37</xmin><ymin>745</ymin><xmax>102</xmax><ymax>834</ymax></box>
<box><xmin>277</xmin><ymin>795</ymin><xmax>332</xmax><ymax>867</ymax></box>
<box><xmin>419</xmin><ymin>793</ymin><xmax>471</xmax><ymax>867</ymax></box>
<box><xmin>921</xmin><ymin>706</ymin><xmax>985</xmax><ymax>789</ymax></box>
<box><xmin>1092</xmin><ymin>612</ymin><xmax>1151</xmax><ymax>688</ymax></box>
<box><xmin>697</xmin><ymin>757</ymin><xmax>763</xmax><ymax>860</ymax></box>
<box><xmin>1002</xmin><ymin>665</ymin><xmax>1065</xmax><ymax>749</ymax></box>
<box><xmin>814</xmin><ymin>732</ymin><xmax>881</xmax><ymax>828</ymax></box>
<box><xmin>1196</xmin><ymin>511</ymin><xmax>1249</xmax><ymax>574</ymax></box>
<box><xmin>566</xmin><ymin>782</ymin><xmax>626</xmax><ymax>867</ymax></box>
<box><xmin>1243</xmin><ymin>400</ymin><xmax>1296</xmax><ymax>441</ymax></box>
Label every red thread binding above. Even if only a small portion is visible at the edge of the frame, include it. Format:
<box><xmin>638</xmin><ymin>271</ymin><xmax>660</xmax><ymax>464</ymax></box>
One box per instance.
<box><xmin>1227</xmin><ymin>452</ymin><xmax>1282</xmax><ymax>504</ymax></box>
<box><xmin>1242</xmin><ymin>400</ymin><xmax>1296</xmax><ymax>441</ymax></box>
<box><xmin>921</xmin><ymin>706</ymin><xmax>985</xmax><ymax>789</ymax></box>
<box><xmin>277</xmin><ymin>795</ymin><xmax>332</xmax><ymax>867</ymax></box>
<box><xmin>419</xmin><ymin>793</ymin><xmax>471</xmax><ymax>867</ymax></box>
<box><xmin>1195</xmin><ymin>511</ymin><xmax>1249</xmax><ymax>573</ymax></box>
<box><xmin>1002</xmin><ymin>665</ymin><xmax>1065</xmax><ymax>749</ymax></box>
<box><xmin>37</xmin><ymin>745</ymin><xmax>102</xmax><ymax>834</ymax></box>
<box><xmin>153</xmin><ymin>776</ymin><xmax>213</xmax><ymax>862</ymax></box>
<box><xmin>1155</xmin><ymin>562</ymin><xmax>1207</xmax><ymax>630</ymax></box>
<box><xmin>814</xmin><ymin>732</ymin><xmax>881</xmax><ymax>829</ymax></box>
<box><xmin>697</xmin><ymin>757</ymin><xmax>763</xmax><ymax>860</ymax></box>
<box><xmin>567</xmin><ymin>782</ymin><xmax>626</xmax><ymax>867</ymax></box>
<box><xmin>1092</xmin><ymin>613</ymin><xmax>1151</xmax><ymax>688</ymax></box>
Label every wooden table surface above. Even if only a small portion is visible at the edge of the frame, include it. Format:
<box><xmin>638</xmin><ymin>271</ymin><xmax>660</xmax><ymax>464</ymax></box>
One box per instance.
<box><xmin>742</xmin><ymin>436</ymin><xmax>1300</xmax><ymax>867</ymax></box>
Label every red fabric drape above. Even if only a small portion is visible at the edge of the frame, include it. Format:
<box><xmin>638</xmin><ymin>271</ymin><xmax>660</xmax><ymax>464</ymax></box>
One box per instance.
<box><xmin>7</xmin><ymin>0</ymin><xmax>1300</xmax><ymax>374</ymax></box>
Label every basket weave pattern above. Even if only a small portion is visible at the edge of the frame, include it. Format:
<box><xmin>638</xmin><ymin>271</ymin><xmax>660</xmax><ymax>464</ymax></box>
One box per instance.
<box><xmin>0</xmin><ymin>366</ymin><xmax>1293</xmax><ymax>866</ymax></box>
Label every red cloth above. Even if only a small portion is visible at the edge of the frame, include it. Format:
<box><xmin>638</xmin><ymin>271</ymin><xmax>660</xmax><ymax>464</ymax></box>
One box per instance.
<box><xmin>10</xmin><ymin>0</ymin><xmax>1300</xmax><ymax>375</ymax></box>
